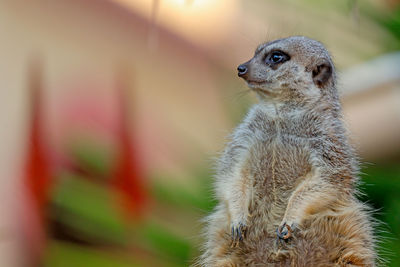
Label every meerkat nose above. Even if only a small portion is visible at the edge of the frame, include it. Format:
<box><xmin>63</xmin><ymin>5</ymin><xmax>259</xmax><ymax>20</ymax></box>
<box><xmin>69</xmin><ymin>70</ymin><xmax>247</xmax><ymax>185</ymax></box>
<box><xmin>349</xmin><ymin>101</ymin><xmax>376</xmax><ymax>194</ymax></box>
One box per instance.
<box><xmin>237</xmin><ymin>64</ymin><xmax>248</xmax><ymax>77</ymax></box>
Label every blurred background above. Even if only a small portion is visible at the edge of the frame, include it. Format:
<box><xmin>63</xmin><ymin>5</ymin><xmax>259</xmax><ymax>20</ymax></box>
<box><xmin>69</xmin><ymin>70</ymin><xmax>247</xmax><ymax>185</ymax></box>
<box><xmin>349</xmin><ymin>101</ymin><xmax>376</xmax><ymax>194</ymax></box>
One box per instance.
<box><xmin>0</xmin><ymin>0</ymin><xmax>400</xmax><ymax>266</ymax></box>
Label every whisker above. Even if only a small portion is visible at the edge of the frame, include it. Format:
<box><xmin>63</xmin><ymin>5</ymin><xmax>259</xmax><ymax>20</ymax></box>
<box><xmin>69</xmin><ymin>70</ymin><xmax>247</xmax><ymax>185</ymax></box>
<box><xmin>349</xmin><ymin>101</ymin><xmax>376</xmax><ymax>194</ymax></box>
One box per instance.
<box><xmin>232</xmin><ymin>88</ymin><xmax>252</xmax><ymax>102</ymax></box>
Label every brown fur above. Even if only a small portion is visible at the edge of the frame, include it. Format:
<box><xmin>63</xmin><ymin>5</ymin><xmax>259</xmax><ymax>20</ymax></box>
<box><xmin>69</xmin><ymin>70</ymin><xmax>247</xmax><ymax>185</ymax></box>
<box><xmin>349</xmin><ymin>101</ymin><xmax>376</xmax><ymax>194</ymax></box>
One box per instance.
<box><xmin>197</xmin><ymin>36</ymin><xmax>376</xmax><ymax>266</ymax></box>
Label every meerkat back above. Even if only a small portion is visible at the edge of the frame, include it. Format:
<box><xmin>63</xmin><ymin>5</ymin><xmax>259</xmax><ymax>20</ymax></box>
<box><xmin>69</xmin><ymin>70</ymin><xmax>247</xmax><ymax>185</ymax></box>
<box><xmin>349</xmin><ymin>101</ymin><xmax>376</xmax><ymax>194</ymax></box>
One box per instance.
<box><xmin>197</xmin><ymin>36</ymin><xmax>376</xmax><ymax>267</ymax></box>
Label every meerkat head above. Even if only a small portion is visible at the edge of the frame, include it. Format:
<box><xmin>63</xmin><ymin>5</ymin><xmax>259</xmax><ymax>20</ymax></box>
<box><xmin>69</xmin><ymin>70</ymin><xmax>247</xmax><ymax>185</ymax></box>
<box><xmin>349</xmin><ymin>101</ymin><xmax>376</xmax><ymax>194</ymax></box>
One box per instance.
<box><xmin>238</xmin><ymin>36</ymin><xmax>337</xmax><ymax>106</ymax></box>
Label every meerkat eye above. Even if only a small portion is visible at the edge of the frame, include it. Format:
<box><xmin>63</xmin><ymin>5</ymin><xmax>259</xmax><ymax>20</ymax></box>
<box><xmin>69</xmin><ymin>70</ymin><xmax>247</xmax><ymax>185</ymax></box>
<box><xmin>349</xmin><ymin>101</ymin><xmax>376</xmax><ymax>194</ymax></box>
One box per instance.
<box><xmin>271</xmin><ymin>52</ymin><xmax>283</xmax><ymax>63</ymax></box>
<box><xmin>266</xmin><ymin>51</ymin><xmax>289</xmax><ymax>65</ymax></box>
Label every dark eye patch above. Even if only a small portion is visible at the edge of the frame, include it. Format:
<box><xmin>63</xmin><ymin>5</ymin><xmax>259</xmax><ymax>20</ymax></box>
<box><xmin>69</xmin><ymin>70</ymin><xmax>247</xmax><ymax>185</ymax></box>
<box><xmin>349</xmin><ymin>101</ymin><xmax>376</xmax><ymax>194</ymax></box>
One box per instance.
<box><xmin>264</xmin><ymin>50</ymin><xmax>290</xmax><ymax>69</ymax></box>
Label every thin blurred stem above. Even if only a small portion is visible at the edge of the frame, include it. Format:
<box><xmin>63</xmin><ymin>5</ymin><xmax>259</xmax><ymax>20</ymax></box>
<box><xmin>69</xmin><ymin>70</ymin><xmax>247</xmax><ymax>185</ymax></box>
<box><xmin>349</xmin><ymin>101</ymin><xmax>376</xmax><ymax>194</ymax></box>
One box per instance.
<box><xmin>148</xmin><ymin>0</ymin><xmax>160</xmax><ymax>50</ymax></box>
<box><xmin>349</xmin><ymin>0</ymin><xmax>360</xmax><ymax>30</ymax></box>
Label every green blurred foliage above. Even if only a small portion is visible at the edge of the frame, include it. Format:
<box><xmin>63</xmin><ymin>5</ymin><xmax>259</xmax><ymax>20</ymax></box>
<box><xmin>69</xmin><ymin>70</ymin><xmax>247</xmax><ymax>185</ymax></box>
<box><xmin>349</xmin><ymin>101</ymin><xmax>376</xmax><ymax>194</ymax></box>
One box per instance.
<box><xmin>151</xmin><ymin>169</ymin><xmax>216</xmax><ymax>214</ymax></box>
<box><xmin>45</xmin><ymin>161</ymin><xmax>212</xmax><ymax>266</ymax></box>
<box><xmin>50</xmin><ymin>173</ymin><xmax>128</xmax><ymax>244</ymax></box>
<box><xmin>359</xmin><ymin>164</ymin><xmax>400</xmax><ymax>266</ymax></box>
<box><xmin>67</xmin><ymin>137</ymin><xmax>115</xmax><ymax>178</ymax></box>
<box><xmin>46</xmin><ymin>170</ymin><xmax>197</xmax><ymax>266</ymax></box>
<box><xmin>44</xmin><ymin>241</ymin><xmax>140</xmax><ymax>267</ymax></box>
<box><xmin>139</xmin><ymin>222</ymin><xmax>191</xmax><ymax>264</ymax></box>
<box><xmin>365</xmin><ymin>2</ymin><xmax>400</xmax><ymax>51</ymax></box>
<box><xmin>373</xmin><ymin>7</ymin><xmax>400</xmax><ymax>48</ymax></box>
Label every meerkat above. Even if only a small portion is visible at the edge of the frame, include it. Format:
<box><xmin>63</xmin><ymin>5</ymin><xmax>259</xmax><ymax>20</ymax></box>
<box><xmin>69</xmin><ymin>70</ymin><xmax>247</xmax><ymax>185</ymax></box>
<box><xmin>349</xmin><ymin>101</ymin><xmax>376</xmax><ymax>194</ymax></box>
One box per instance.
<box><xmin>198</xmin><ymin>36</ymin><xmax>376</xmax><ymax>267</ymax></box>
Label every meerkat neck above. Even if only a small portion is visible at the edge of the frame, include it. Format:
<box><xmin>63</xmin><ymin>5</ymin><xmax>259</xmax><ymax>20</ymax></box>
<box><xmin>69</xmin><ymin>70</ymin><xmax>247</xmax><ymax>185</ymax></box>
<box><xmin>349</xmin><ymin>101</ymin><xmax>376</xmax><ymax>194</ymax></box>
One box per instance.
<box><xmin>272</xmin><ymin>102</ymin><xmax>281</xmax><ymax>117</ymax></box>
<box><xmin>257</xmin><ymin>101</ymin><xmax>282</xmax><ymax>117</ymax></box>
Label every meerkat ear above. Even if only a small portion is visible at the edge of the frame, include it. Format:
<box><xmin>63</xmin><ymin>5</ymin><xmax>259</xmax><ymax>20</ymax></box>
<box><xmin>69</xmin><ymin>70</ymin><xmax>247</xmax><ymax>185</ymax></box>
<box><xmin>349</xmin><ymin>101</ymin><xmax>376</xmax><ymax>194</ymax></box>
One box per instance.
<box><xmin>310</xmin><ymin>60</ymin><xmax>332</xmax><ymax>89</ymax></box>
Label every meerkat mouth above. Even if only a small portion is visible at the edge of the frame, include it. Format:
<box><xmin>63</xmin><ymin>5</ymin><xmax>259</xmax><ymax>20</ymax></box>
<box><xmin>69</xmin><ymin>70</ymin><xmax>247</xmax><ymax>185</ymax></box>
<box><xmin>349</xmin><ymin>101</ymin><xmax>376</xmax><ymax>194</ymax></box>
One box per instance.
<box><xmin>246</xmin><ymin>82</ymin><xmax>275</xmax><ymax>96</ymax></box>
<box><xmin>246</xmin><ymin>80</ymin><xmax>268</xmax><ymax>85</ymax></box>
<box><xmin>246</xmin><ymin>80</ymin><xmax>271</xmax><ymax>93</ymax></box>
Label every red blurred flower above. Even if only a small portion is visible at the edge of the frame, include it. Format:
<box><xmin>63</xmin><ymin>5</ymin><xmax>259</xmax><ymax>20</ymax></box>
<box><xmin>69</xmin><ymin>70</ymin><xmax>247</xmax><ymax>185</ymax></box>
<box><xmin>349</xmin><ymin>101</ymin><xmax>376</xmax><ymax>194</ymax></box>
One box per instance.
<box><xmin>22</xmin><ymin>59</ymin><xmax>52</xmax><ymax>264</ymax></box>
<box><xmin>112</xmin><ymin>71</ymin><xmax>148</xmax><ymax>220</ymax></box>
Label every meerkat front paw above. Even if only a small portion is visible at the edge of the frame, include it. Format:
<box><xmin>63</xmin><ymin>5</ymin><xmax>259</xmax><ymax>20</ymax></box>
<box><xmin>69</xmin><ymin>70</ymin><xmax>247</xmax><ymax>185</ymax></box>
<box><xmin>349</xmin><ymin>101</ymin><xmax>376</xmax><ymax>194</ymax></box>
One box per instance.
<box><xmin>228</xmin><ymin>207</ymin><xmax>250</xmax><ymax>244</ymax></box>
<box><xmin>277</xmin><ymin>221</ymin><xmax>296</xmax><ymax>240</ymax></box>
<box><xmin>230</xmin><ymin>221</ymin><xmax>246</xmax><ymax>247</ymax></box>
<box><xmin>231</xmin><ymin>221</ymin><xmax>246</xmax><ymax>240</ymax></box>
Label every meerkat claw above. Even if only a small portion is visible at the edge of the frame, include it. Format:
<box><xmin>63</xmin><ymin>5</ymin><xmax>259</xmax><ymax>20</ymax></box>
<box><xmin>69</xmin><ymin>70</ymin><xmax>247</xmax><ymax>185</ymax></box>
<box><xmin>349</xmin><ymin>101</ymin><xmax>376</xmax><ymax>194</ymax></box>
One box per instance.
<box><xmin>230</xmin><ymin>222</ymin><xmax>247</xmax><ymax>245</ymax></box>
<box><xmin>277</xmin><ymin>222</ymin><xmax>293</xmax><ymax>240</ymax></box>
